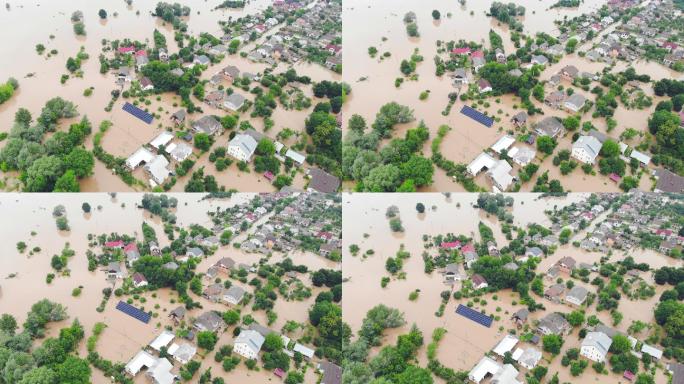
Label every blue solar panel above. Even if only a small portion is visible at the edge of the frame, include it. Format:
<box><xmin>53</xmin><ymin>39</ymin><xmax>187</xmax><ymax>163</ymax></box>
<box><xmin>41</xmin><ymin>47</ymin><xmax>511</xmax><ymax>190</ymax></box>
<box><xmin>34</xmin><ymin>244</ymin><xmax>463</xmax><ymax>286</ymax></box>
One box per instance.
<box><xmin>455</xmin><ymin>304</ymin><xmax>493</xmax><ymax>327</ymax></box>
<box><xmin>460</xmin><ymin>105</ymin><xmax>494</xmax><ymax>128</ymax></box>
<box><xmin>122</xmin><ymin>102</ymin><xmax>154</xmax><ymax>124</ymax></box>
<box><xmin>116</xmin><ymin>300</ymin><xmax>151</xmax><ymax>323</ymax></box>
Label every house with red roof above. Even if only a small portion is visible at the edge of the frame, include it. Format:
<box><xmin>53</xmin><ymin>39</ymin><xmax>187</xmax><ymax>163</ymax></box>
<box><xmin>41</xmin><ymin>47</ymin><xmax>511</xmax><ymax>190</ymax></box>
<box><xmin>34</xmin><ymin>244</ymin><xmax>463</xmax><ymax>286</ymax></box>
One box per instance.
<box><xmin>254</xmin><ymin>24</ymin><xmax>267</xmax><ymax>34</ymax></box>
<box><xmin>461</xmin><ymin>243</ymin><xmax>478</xmax><ymax>268</ymax></box>
<box><xmin>117</xmin><ymin>46</ymin><xmax>136</xmax><ymax>54</ymax></box>
<box><xmin>124</xmin><ymin>242</ymin><xmax>140</xmax><ymax>265</ymax></box>
<box><xmin>471</xmin><ymin>50</ymin><xmax>485</xmax><ymax>58</ymax></box>
<box><xmin>663</xmin><ymin>42</ymin><xmax>679</xmax><ymax>52</ymax></box>
<box><xmin>472</xmin><ymin>274</ymin><xmax>489</xmax><ymax>289</ymax></box>
<box><xmin>132</xmin><ymin>272</ymin><xmax>148</xmax><ymax>288</ymax></box>
<box><xmin>451</xmin><ymin>47</ymin><xmax>471</xmax><ymax>55</ymax></box>
<box><xmin>325</xmin><ymin>44</ymin><xmax>341</xmax><ymax>55</ymax></box>
<box><xmin>609</xmin><ymin>173</ymin><xmax>621</xmax><ymax>183</ymax></box>
<box><xmin>655</xmin><ymin>229</ymin><xmax>673</xmax><ymax>238</ymax></box>
<box><xmin>135</xmin><ymin>49</ymin><xmax>147</xmax><ymax>57</ymax></box>
<box><xmin>317</xmin><ymin>231</ymin><xmax>334</xmax><ymax>242</ymax></box>
<box><xmin>105</xmin><ymin>240</ymin><xmax>125</xmax><ymax>249</ymax></box>
<box><xmin>440</xmin><ymin>241</ymin><xmax>462</xmax><ymax>249</ymax></box>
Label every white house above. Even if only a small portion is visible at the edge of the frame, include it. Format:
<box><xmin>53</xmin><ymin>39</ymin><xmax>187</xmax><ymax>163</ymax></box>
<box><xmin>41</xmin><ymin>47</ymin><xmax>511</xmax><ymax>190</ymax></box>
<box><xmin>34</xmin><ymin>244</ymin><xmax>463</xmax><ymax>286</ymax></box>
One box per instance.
<box><xmin>125</xmin><ymin>350</ymin><xmax>176</xmax><ymax>384</ymax></box>
<box><xmin>224</xmin><ymin>285</ymin><xmax>245</xmax><ymax>305</ymax></box>
<box><xmin>517</xmin><ymin>348</ymin><xmax>542</xmax><ymax>370</ymax></box>
<box><xmin>493</xmin><ymin>334</ymin><xmax>519</xmax><ymax>357</ymax></box>
<box><xmin>580</xmin><ymin>331</ymin><xmax>612</xmax><ymax>362</ymax></box>
<box><xmin>233</xmin><ymin>329</ymin><xmax>264</xmax><ymax>359</ymax></box>
<box><xmin>150</xmin><ymin>131</ymin><xmax>174</xmax><ymax>150</ymax></box>
<box><xmin>169</xmin><ymin>142</ymin><xmax>193</xmax><ymax>162</ymax></box>
<box><xmin>144</xmin><ymin>155</ymin><xmax>171</xmax><ymax>185</ymax></box>
<box><xmin>227</xmin><ymin>134</ymin><xmax>258</xmax><ymax>162</ymax></box>
<box><xmin>149</xmin><ymin>330</ymin><xmax>175</xmax><ymax>352</ymax></box>
<box><xmin>469</xmin><ymin>356</ymin><xmax>502</xmax><ymax>383</ymax></box>
<box><xmin>572</xmin><ymin>136</ymin><xmax>602</xmax><ymax>164</ymax></box>
<box><xmin>126</xmin><ymin>147</ymin><xmax>155</xmax><ymax>170</ymax></box>
<box><xmin>565</xmin><ymin>285</ymin><xmax>588</xmax><ymax>306</ymax></box>
<box><xmin>285</xmin><ymin>149</ymin><xmax>306</xmax><ymax>166</ymax></box>
<box><xmin>168</xmin><ymin>343</ymin><xmax>197</xmax><ymax>364</ymax></box>
<box><xmin>224</xmin><ymin>93</ymin><xmax>246</xmax><ymax>111</ymax></box>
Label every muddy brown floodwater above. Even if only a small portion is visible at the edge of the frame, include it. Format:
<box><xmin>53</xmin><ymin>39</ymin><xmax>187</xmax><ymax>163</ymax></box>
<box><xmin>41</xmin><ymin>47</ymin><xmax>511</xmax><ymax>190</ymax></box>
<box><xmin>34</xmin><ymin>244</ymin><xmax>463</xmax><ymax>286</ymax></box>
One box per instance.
<box><xmin>342</xmin><ymin>0</ymin><xmax>675</xmax><ymax>193</ymax></box>
<box><xmin>342</xmin><ymin>192</ymin><xmax>672</xmax><ymax>384</ymax></box>
<box><xmin>0</xmin><ymin>0</ymin><xmax>339</xmax><ymax>192</ymax></box>
<box><xmin>0</xmin><ymin>193</ymin><xmax>335</xmax><ymax>383</ymax></box>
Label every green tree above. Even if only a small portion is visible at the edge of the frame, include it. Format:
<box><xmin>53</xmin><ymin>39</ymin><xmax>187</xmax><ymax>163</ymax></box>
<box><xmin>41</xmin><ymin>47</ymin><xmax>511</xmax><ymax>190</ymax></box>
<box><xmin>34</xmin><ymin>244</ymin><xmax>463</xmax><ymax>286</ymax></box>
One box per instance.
<box><xmin>263</xmin><ymin>333</ymin><xmax>284</xmax><ymax>352</ymax></box>
<box><xmin>601</xmin><ymin>139</ymin><xmax>620</xmax><ymax>158</ymax></box>
<box><xmin>197</xmin><ymin>331</ymin><xmax>218</xmax><ymax>351</ymax></box>
<box><xmin>432</xmin><ymin>10</ymin><xmax>441</xmax><ymax>19</ymax></box>
<box><xmin>223</xmin><ymin>310</ymin><xmax>240</xmax><ymax>325</ymax></box>
<box><xmin>194</xmin><ymin>133</ymin><xmax>213</xmax><ymax>151</ymax></box>
<box><xmin>542</xmin><ymin>334</ymin><xmax>563</xmax><ymax>355</ymax></box>
<box><xmin>537</xmin><ymin>136</ymin><xmax>557</xmax><ymax>155</ymax></box>
<box><xmin>567</xmin><ymin>310</ymin><xmax>585</xmax><ymax>327</ymax></box>
<box><xmin>54</xmin><ymin>356</ymin><xmax>91</xmax><ymax>384</ymax></box>
<box><xmin>0</xmin><ymin>314</ymin><xmax>18</xmax><ymax>335</ymax></box>
<box><xmin>53</xmin><ymin>170</ymin><xmax>80</xmax><ymax>192</ymax></box>
<box><xmin>65</xmin><ymin>148</ymin><xmax>94</xmax><ymax>178</ymax></box>
<box><xmin>98</xmin><ymin>9</ymin><xmax>107</xmax><ymax>19</ymax></box>
<box><xmin>256</xmin><ymin>138</ymin><xmax>275</xmax><ymax>156</ymax></box>
<box><xmin>610</xmin><ymin>335</ymin><xmax>631</xmax><ymax>354</ymax></box>
<box><xmin>563</xmin><ymin>116</ymin><xmax>580</xmax><ymax>131</ymax></box>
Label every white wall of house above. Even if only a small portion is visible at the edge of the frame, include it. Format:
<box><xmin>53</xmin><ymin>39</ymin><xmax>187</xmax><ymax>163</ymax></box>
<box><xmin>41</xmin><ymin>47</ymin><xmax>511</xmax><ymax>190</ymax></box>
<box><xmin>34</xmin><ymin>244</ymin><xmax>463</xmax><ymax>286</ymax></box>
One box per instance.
<box><xmin>571</xmin><ymin>148</ymin><xmax>596</xmax><ymax>164</ymax></box>
<box><xmin>233</xmin><ymin>343</ymin><xmax>258</xmax><ymax>359</ymax></box>
<box><xmin>580</xmin><ymin>345</ymin><xmax>606</xmax><ymax>362</ymax></box>
<box><xmin>227</xmin><ymin>145</ymin><xmax>250</xmax><ymax>162</ymax></box>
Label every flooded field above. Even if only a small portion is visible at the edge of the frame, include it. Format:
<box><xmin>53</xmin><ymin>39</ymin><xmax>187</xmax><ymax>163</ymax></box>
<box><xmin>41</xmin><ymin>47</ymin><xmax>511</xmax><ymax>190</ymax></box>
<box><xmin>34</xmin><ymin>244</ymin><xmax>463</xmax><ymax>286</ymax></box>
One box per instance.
<box><xmin>342</xmin><ymin>192</ymin><xmax>675</xmax><ymax>384</ymax></box>
<box><xmin>0</xmin><ymin>192</ymin><xmax>336</xmax><ymax>383</ymax></box>
<box><xmin>0</xmin><ymin>0</ymin><xmax>340</xmax><ymax>192</ymax></box>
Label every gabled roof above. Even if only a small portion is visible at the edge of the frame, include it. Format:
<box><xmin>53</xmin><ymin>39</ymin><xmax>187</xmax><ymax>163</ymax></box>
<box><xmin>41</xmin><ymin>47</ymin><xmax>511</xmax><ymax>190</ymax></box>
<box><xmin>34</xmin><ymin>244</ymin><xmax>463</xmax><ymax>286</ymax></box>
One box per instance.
<box><xmin>229</xmin><ymin>134</ymin><xmax>258</xmax><ymax>158</ymax></box>
<box><xmin>308</xmin><ymin>168</ymin><xmax>340</xmax><ymax>193</ymax></box>
<box><xmin>234</xmin><ymin>329</ymin><xmax>265</xmax><ymax>354</ymax></box>
<box><xmin>582</xmin><ymin>331</ymin><xmax>612</xmax><ymax>356</ymax></box>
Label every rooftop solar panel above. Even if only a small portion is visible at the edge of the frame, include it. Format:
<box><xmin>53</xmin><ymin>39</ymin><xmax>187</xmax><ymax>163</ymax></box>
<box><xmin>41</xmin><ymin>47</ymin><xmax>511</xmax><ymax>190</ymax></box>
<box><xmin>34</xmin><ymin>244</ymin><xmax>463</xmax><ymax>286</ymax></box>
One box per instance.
<box><xmin>455</xmin><ymin>304</ymin><xmax>493</xmax><ymax>327</ymax></box>
<box><xmin>460</xmin><ymin>105</ymin><xmax>494</xmax><ymax>128</ymax></box>
<box><xmin>116</xmin><ymin>300</ymin><xmax>151</xmax><ymax>323</ymax></box>
<box><xmin>122</xmin><ymin>102</ymin><xmax>154</xmax><ymax>124</ymax></box>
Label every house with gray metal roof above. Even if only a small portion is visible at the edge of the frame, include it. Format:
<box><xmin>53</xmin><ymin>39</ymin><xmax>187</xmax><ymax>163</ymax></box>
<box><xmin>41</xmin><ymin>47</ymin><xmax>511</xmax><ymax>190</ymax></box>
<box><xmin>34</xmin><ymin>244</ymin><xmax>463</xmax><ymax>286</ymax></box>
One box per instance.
<box><xmin>227</xmin><ymin>133</ymin><xmax>258</xmax><ymax>162</ymax></box>
<box><xmin>581</xmin><ymin>331</ymin><xmax>612</xmax><ymax>362</ymax></box>
<box><xmin>572</xmin><ymin>135</ymin><xmax>602</xmax><ymax>164</ymax></box>
<box><xmin>233</xmin><ymin>329</ymin><xmax>265</xmax><ymax>359</ymax></box>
